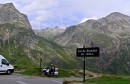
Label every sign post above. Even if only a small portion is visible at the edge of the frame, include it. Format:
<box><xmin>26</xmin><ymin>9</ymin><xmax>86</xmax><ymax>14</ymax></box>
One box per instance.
<box><xmin>40</xmin><ymin>58</ymin><xmax>42</xmax><ymax>73</ymax></box>
<box><xmin>83</xmin><ymin>54</ymin><xmax>85</xmax><ymax>82</ymax></box>
<box><xmin>76</xmin><ymin>47</ymin><xmax>100</xmax><ymax>82</ymax></box>
<box><xmin>83</xmin><ymin>46</ymin><xmax>85</xmax><ymax>82</ymax></box>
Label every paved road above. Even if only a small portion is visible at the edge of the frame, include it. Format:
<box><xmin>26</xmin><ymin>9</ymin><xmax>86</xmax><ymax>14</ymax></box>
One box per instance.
<box><xmin>0</xmin><ymin>74</ymin><xmax>83</xmax><ymax>84</ymax></box>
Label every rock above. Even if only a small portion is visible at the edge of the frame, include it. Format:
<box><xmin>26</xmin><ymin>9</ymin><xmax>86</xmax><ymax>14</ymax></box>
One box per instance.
<box><xmin>0</xmin><ymin>3</ymin><xmax>31</xmax><ymax>28</ymax></box>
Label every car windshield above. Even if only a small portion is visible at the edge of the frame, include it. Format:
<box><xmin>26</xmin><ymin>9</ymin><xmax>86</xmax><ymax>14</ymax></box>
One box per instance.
<box><xmin>2</xmin><ymin>59</ymin><xmax>9</xmax><ymax>65</ymax></box>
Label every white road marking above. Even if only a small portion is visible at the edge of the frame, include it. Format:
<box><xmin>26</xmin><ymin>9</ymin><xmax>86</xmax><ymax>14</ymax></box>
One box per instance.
<box><xmin>16</xmin><ymin>81</ymin><xmax>28</xmax><ymax>84</ymax></box>
<box><xmin>50</xmin><ymin>80</ymin><xmax>62</xmax><ymax>84</ymax></box>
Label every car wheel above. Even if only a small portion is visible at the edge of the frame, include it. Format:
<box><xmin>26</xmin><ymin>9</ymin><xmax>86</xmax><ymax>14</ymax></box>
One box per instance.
<box><xmin>6</xmin><ymin>70</ymin><xmax>11</xmax><ymax>75</ymax></box>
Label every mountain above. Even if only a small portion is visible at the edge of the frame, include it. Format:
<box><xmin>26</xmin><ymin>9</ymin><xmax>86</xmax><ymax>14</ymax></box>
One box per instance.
<box><xmin>1</xmin><ymin>3</ymin><xmax>130</xmax><ymax>74</ymax></box>
<box><xmin>0</xmin><ymin>3</ymin><xmax>31</xmax><ymax>28</ymax></box>
<box><xmin>34</xmin><ymin>26</ymin><xmax>65</xmax><ymax>40</ymax></box>
<box><xmin>0</xmin><ymin>3</ymin><xmax>77</xmax><ymax>69</ymax></box>
<box><xmin>54</xmin><ymin>12</ymin><xmax>130</xmax><ymax>74</ymax></box>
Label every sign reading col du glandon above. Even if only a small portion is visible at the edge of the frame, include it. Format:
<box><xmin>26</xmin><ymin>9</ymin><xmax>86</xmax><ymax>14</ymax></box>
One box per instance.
<box><xmin>76</xmin><ymin>47</ymin><xmax>100</xmax><ymax>57</ymax></box>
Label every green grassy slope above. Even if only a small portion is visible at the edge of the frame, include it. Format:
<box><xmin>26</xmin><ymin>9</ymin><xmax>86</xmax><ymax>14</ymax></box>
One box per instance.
<box><xmin>0</xmin><ymin>23</ymin><xmax>78</xmax><ymax>70</ymax></box>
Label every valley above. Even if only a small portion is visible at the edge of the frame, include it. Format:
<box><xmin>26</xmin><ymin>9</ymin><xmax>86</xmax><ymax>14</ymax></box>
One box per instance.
<box><xmin>1</xmin><ymin>3</ymin><xmax>130</xmax><ymax>76</ymax></box>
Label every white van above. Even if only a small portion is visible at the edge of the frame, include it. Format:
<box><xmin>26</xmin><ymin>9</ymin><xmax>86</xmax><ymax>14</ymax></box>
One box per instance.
<box><xmin>0</xmin><ymin>55</ymin><xmax>14</xmax><ymax>75</ymax></box>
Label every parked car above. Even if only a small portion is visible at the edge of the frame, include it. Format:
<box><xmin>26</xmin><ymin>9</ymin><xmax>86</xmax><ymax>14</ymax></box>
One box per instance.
<box><xmin>0</xmin><ymin>55</ymin><xmax>14</xmax><ymax>75</ymax></box>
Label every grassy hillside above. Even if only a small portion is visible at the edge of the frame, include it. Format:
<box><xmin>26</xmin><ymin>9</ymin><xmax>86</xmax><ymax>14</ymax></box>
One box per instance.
<box><xmin>0</xmin><ymin>23</ymin><xmax>78</xmax><ymax>70</ymax></box>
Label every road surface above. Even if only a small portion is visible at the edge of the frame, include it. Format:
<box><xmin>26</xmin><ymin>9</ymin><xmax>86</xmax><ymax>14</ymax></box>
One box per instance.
<box><xmin>0</xmin><ymin>74</ymin><xmax>83</xmax><ymax>84</ymax></box>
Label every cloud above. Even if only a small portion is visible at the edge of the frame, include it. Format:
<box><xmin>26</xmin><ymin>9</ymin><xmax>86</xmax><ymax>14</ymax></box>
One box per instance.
<box><xmin>80</xmin><ymin>17</ymin><xmax>98</xmax><ymax>23</ymax></box>
<box><xmin>0</xmin><ymin>0</ymin><xmax>59</xmax><ymax>29</ymax></box>
<box><xmin>19</xmin><ymin>0</ymin><xmax>59</xmax><ymax>29</ymax></box>
<box><xmin>1</xmin><ymin>0</ymin><xmax>130</xmax><ymax>29</ymax></box>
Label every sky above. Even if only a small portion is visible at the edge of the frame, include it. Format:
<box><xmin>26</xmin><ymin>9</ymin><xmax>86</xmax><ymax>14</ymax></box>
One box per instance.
<box><xmin>1</xmin><ymin>0</ymin><xmax>130</xmax><ymax>30</ymax></box>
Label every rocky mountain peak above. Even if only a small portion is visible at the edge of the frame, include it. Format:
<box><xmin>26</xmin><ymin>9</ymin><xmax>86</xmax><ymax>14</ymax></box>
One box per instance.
<box><xmin>107</xmin><ymin>12</ymin><xmax>128</xmax><ymax>17</ymax></box>
<box><xmin>0</xmin><ymin>3</ymin><xmax>31</xmax><ymax>28</ymax></box>
<box><xmin>34</xmin><ymin>27</ymin><xmax>65</xmax><ymax>40</ymax></box>
<box><xmin>4</xmin><ymin>3</ymin><xmax>19</xmax><ymax>12</ymax></box>
<box><xmin>103</xmin><ymin>12</ymin><xmax>130</xmax><ymax>22</ymax></box>
<box><xmin>0</xmin><ymin>3</ymin><xmax>20</xmax><ymax>16</ymax></box>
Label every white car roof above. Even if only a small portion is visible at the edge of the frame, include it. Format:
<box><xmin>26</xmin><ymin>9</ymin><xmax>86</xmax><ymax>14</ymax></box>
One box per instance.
<box><xmin>0</xmin><ymin>55</ymin><xmax>5</xmax><ymax>59</ymax></box>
